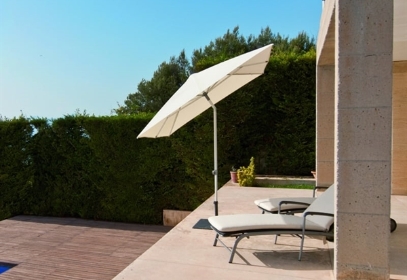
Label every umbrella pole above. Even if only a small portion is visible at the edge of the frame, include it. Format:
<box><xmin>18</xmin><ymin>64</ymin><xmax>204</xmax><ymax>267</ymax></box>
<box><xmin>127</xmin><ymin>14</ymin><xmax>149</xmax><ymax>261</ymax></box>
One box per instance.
<box><xmin>213</xmin><ymin>105</ymin><xmax>218</xmax><ymax>216</ymax></box>
<box><xmin>203</xmin><ymin>93</ymin><xmax>218</xmax><ymax>216</ymax></box>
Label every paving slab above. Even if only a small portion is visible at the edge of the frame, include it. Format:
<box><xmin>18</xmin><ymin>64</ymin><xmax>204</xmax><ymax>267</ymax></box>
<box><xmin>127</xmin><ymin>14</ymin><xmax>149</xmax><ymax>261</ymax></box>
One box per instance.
<box><xmin>114</xmin><ymin>183</ymin><xmax>407</xmax><ymax>280</ymax></box>
<box><xmin>114</xmin><ymin>184</ymin><xmax>335</xmax><ymax>280</ymax></box>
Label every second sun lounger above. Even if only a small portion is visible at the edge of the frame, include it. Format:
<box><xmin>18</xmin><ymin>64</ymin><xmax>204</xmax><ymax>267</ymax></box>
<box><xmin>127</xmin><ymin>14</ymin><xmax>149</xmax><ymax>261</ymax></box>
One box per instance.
<box><xmin>255</xmin><ymin>196</ymin><xmax>316</xmax><ymax>214</ymax></box>
<box><xmin>254</xmin><ymin>185</ymin><xmax>397</xmax><ymax>233</ymax></box>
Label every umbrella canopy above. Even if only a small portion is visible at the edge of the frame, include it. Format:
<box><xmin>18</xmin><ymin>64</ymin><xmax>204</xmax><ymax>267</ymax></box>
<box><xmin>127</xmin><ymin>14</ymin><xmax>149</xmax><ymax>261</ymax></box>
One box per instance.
<box><xmin>138</xmin><ymin>44</ymin><xmax>273</xmax><ymax>215</ymax></box>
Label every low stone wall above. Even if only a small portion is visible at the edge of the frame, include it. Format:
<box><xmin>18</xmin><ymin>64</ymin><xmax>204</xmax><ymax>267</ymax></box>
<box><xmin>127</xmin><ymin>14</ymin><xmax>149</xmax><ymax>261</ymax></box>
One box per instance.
<box><xmin>163</xmin><ymin>210</ymin><xmax>192</xmax><ymax>226</ymax></box>
<box><xmin>255</xmin><ymin>175</ymin><xmax>316</xmax><ymax>186</ymax></box>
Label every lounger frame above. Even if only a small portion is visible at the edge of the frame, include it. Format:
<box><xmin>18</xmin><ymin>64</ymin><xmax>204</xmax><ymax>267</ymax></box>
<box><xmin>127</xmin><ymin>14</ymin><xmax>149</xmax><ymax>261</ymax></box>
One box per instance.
<box><xmin>211</xmin><ymin>212</ymin><xmax>334</xmax><ymax>263</ymax></box>
<box><xmin>267</xmin><ymin>200</ymin><xmax>313</xmax><ymax>214</ymax></box>
<box><xmin>257</xmin><ymin>201</ymin><xmax>397</xmax><ymax>233</ymax></box>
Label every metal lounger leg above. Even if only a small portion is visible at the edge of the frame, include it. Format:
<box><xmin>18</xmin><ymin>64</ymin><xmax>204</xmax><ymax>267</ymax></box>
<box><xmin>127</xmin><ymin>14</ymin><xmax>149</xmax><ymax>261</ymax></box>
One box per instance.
<box><xmin>299</xmin><ymin>234</ymin><xmax>305</xmax><ymax>261</ymax></box>
<box><xmin>213</xmin><ymin>233</ymin><xmax>219</xmax><ymax>246</ymax></box>
<box><xmin>299</xmin><ymin>218</ymin><xmax>307</xmax><ymax>261</ymax></box>
<box><xmin>229</xmin><ymin>235</ymin><xmax>246</xmax><ymax>263</ymax></box>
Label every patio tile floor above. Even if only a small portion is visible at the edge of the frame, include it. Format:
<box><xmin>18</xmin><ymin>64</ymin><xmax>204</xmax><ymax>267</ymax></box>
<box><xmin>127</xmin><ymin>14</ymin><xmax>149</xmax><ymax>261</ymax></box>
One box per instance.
<box><xmin>114</xmin><ymin>182</ymin><xmax>407</xmax><ymax>280</ymax></box>
<box><xmin>0</xmin><ymin>182</ymin><xmax>405</xmax><ymax>279</ymax></box>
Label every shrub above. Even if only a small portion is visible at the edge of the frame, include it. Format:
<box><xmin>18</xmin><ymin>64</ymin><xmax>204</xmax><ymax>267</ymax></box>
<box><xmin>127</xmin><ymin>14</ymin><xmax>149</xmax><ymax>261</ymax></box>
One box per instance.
<box><xmin>237</xmin><ymin>157</ymin><xmax>255</xmax><ymax>186</ymax></box>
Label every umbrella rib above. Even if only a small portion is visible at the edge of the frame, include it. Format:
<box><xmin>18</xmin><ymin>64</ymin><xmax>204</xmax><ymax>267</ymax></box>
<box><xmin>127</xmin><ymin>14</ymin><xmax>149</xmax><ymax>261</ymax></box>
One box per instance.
<box><xmin>169</xmin><ymin>109</ymin><xmax>180</xmax><ymax>135</ymax></box>
<box><xmin>154</xmin><ymin>110</ymin><xmax>179</xmax><ymax>137</ymax></box>
<box><xmin>231</xmin><ymin>73</ymin><xmax>264</xmax><ymax>75</ymax></box>
<box><xmin>230</xmin><ymin>61</ymin><xmax>269</xmax><ymax>75</ymax></box>
<box><xmin>206</xmin><ymin>60</ymin><xmax>268</xmax><ymax>92</ymax></box>
<box><xmin>155</xmin><ymin>116</ymin><xmax>168</xmax><ymax>137</ymax></box>
<box><xmin>167</xmin><ymin>108</ymin><xmax>181</xmax><ymax>135</ymax></box>
<box><xmin>238</xmin><ymin>60</ymin><xmax>269</xmax><ymax>68</ymax></box>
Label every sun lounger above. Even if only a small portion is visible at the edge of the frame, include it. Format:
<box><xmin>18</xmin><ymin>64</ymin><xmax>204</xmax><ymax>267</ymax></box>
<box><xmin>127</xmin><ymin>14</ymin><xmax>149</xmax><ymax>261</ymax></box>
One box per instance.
<box><xmin>255</xmin><ymin>196</ymin><xmax>316</xmax><ymax>214</ymax></box>
<box><xmin>254</xmin><ymin>185</ymin><xmax>330</xmax><ymax>214</ymax></box>
<box><xmin>254</xmin><ymin>185</ymin><xmax>397</xmax><ymax>233</ymax></box>
<box><xmin>208</xmin><ymin>185</ymin><xmax>335</xmax><ymax>263</ymax></box>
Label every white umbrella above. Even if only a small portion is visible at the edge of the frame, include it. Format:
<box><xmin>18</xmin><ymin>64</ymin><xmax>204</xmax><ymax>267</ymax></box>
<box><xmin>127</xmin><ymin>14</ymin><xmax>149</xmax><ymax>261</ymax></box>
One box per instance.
<box><xmin>138</xmin><ymin>44</ymin><xmax>273</xmax><ymax>215</ymax></box>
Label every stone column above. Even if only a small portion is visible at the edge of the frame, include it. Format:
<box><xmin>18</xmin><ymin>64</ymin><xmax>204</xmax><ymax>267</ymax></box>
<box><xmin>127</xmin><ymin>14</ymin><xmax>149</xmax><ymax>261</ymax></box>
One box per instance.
<box><xmin>316</xmin><ymin>65</ymin><xmax>335</xmax><ymax>187</ymax></box>
<box><xmin>334</xmin><ymin>0</ymin><xmax>393</xmax><ymax>279</ymax></box>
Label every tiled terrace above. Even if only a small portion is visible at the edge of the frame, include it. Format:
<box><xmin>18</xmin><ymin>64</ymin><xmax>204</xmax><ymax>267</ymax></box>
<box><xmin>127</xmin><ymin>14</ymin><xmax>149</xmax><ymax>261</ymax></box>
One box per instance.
<box><xmin>114</xmin><ymin>182</ymin><xmax>407</xmax><ymax>280</ymax></box>
<box><xmin>0</xmin><ymin>183</ymin><xmax>405</xmax><ymax>279</ymax></box>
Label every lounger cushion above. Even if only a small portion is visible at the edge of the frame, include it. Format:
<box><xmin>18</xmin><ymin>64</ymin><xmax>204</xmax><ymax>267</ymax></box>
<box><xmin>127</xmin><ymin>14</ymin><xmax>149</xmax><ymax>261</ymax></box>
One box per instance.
<box><xmin>303</xmin><ymin>185</ymin><xmax>334</xmax><ymax>230</ymax></box>
<box><xmin>254</xmin><ymin>197</ymin><xmax>316</xmax><ymax>212</ymax></box>
<box><xmin>208</xmin><ymin>214</ymin><xmax>327</xmax><ymax>233</ymax></box>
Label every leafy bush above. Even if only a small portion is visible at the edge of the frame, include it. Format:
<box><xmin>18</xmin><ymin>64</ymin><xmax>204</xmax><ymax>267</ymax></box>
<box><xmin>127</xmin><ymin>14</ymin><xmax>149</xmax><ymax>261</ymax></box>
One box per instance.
<box><xmin>237</xmin><ymin>157</ymin><xmax>256</xmax><ymax>186</ymax></box>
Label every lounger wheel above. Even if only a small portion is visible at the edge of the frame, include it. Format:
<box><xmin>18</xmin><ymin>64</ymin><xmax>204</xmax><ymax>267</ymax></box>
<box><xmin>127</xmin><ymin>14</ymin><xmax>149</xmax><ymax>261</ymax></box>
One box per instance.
<box><xmin>326</xmin><ymin>224</ymin><xmax>334</xmax><ymax>242</ymax></box>
<box><xmin>390</xmin><ymin>218</ymin><xmax>397</xmax><ymax>233</ymax></box>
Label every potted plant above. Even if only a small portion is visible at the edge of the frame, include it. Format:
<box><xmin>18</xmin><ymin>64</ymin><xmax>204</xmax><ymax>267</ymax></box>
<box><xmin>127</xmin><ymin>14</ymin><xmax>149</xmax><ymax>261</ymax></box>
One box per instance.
<box><xmin>230</xmin><ymin>165</ymin><xmax>239</xmax><ymax>183</ymax></box>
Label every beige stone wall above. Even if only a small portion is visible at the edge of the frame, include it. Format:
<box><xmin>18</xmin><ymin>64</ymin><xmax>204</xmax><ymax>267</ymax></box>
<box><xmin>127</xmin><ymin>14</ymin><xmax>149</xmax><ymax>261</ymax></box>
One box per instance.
<box><xmin>392</xmin><ymin>61</ymin><xmax>407</xmax><ymax>195</ymax></box>
<box><xmin>316</xmin><ymin>65</ymin><xmax>335</xmax><ymax>187</ymax></box>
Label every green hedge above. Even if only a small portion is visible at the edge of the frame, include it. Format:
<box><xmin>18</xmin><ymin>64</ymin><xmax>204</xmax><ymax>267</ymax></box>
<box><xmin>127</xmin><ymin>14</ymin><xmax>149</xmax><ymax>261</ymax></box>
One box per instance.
<box><xmin>184</xmin><ymin>50</ymin><xmax>316</xmax><ymax>176</ymax></box>
<box><xmin>0</xmin><ymin>118</ymin><xmax>34</xmax><ymax>219</ymax></box>
<box><xmin>0</xmin><ymin>50</ymin><xmax>316</xmax><ymax>223</ymax></box>
<box><xmin>0</xmin><ymin>115</ymin><xmax>213</xmax><ymax>222</ymax></box>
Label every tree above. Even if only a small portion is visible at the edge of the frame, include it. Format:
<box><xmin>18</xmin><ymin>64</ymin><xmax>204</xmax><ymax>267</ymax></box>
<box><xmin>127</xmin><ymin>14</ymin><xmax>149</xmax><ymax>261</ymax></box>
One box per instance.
<box><xmin>113</xmin><ymin>50</ymin><xmax>190</xmax><ymax>115</ymax></box>
<box><xmin>191</xmin><ymin>26</ymin><xmax>248</xmax><ymax>72</ymax></box>
<box><xmin>114</xmin><ymin>27</ymin><xmax>315</xmax><ymax>116</ymax></box>
<box><xmin>273</xmin><ymin>31</ymin><xmax>315</xmax><ymax>54</ymax></box>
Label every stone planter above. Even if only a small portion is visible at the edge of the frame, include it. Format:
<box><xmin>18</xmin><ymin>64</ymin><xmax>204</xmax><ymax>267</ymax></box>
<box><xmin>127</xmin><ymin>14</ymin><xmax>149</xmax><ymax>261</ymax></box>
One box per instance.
<box><xmin>163</xmin><ymin>210</ymin><xmax>191</xmax><ymax>226</ymax></box>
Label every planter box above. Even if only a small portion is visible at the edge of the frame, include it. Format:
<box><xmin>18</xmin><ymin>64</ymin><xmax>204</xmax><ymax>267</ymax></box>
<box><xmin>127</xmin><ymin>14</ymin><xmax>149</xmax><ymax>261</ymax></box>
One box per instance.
<box><xmin>163</xmin><ymin>210</ymin><xmax>192</xmax><ymax>226</ymax></box>
<box><xmin>255</xmin><ymin>175</ymin><xmax>315</xmax><ymax>186</ymax></box>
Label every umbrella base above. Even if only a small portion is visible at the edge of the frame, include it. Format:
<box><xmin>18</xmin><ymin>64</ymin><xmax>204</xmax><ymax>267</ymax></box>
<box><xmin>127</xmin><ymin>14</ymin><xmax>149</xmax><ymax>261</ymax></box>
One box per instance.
<box><xmin>192</xmin><ymin>219</ymin><xmax>212</xmax><ymax>230</ymax></box>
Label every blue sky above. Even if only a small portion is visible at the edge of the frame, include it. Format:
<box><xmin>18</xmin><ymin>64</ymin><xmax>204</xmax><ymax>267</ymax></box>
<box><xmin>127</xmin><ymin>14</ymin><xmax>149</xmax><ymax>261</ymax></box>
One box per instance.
<box><xmin>0</xmin><ymin>0</ymin><xmax>322</xmax><ymax>119</ymax></box>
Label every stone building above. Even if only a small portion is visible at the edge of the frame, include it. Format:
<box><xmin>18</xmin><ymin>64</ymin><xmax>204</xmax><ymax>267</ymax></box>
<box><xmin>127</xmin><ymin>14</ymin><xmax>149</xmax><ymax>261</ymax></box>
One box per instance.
<box><xmin>316</xmin><ymin>0</ymin><xmax>406</xmax><ymax>278</ymax></box>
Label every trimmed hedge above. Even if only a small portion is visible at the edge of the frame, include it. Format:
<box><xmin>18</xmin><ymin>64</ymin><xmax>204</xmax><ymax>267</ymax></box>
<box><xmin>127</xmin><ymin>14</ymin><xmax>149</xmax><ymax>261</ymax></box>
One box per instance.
<box><xmin>0</xmin><ymin>115</ymin><xmax>213</xmax><ymax>222</ymax></box>
<box><xmin>0</xmin><ymin>118</ymin><xmax>34</xmax><ymax>219</ymax></box>
<box><xmin>0</xmin><ymin>50</ymin><xmax>316</xmax><ymax>223</ymax></box>
<box><xmin>185</xmin><ymin>50</ymin><xmax>316</xmax><ymax>176</ymax></box>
